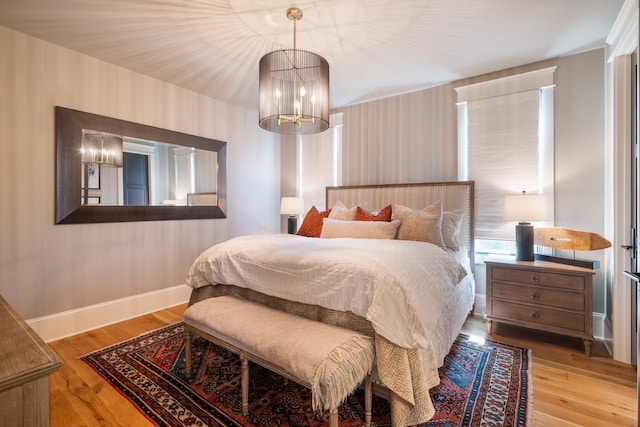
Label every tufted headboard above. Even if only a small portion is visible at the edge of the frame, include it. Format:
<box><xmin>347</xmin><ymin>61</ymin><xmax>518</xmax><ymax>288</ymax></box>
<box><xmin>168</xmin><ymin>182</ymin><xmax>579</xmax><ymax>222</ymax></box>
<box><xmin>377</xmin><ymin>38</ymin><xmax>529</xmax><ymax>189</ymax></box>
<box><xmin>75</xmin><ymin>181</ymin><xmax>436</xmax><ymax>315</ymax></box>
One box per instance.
<box><xmin>326</xmin><ymin>181</ymin><xmax>475</xmax><ymax>270</ymax></box>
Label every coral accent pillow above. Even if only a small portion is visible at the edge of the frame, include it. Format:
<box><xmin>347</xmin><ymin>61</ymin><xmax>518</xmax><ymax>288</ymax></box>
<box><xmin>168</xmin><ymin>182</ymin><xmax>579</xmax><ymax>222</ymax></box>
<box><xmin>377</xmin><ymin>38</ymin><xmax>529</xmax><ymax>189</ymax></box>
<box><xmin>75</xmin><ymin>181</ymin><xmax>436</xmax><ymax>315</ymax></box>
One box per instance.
<box><xmin>393</xmin><ymin>201</ymin><xmax>446</xmax><ymax>248</ymax></box>
<box><xmin>356</xmin><ymin>205</ymin><xmax>392</xmax><ymax>222</ymax></box>
<box><xmin>328</xmin><ymin>200</ymin><xmax>357</xmax><ymax>221</ymax></box>
<box><xmin>296</xmin><ymin>206</ymin><xmax>331</xmax><ymax>237</ymax></box>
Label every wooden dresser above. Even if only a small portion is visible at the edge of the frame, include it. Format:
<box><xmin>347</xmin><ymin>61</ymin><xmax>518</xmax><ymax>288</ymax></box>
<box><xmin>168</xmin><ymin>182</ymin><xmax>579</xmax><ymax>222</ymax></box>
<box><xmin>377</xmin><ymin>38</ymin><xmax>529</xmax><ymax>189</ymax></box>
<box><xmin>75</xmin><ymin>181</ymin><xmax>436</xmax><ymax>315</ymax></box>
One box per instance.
<box><xmin>0</xmin><ymin>295</ymin><xmax>62</xmax><ymax>426</ymax></box>
<box><xmin>484</xmin><ymin>256</ymin><xmax>596</xmax><ymax>356</ymax></box>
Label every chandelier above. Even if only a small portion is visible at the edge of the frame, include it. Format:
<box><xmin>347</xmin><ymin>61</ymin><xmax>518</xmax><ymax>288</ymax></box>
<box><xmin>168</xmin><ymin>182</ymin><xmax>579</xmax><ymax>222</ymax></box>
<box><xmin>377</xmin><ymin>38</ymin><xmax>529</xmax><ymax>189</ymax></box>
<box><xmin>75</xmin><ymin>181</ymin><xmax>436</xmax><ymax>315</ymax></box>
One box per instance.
<box><xmin>258</xmin><ymin>7</ymin><xmax>330</xmax><ymax>135</ymax></box>
<box><xmin>80</xmin><ymin>130</ymin><xmax>123</xmax><ymax>166</ymax></box>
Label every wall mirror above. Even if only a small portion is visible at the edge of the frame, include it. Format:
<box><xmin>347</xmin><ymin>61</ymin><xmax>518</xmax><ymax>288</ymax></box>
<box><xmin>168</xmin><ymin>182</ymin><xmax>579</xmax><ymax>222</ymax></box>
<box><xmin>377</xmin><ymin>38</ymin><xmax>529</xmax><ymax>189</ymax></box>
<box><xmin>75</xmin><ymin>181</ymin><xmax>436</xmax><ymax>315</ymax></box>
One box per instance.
<box><xmin>55</xmin><ymin>106</ymin><xmax>227</xmax><ymax>224</ymax></box>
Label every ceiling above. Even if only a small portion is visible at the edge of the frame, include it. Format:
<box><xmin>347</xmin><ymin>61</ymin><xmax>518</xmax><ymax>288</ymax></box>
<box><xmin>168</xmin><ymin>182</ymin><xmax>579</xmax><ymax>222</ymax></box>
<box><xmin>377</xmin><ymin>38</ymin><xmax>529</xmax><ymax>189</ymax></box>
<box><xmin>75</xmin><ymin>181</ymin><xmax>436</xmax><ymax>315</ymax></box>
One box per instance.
<box><xmin>0</xmin><ymin>0</ymin><xmax>625</xmax><ymax>109</ymax></box>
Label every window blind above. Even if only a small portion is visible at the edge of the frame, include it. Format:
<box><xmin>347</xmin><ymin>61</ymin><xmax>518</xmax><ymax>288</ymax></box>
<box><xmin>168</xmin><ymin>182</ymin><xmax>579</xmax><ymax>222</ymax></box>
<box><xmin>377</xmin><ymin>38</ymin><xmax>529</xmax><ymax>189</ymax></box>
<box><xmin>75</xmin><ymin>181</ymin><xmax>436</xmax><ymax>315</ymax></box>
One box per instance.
<box><xmin>467</xmin><ymin>90</ymin><xmax>541</xmax><ymax>240</ymax></box>
<box><xmin>456</xmin><ymin>67</ymin><xmax>555</xmax><ymax>242</ymax></box>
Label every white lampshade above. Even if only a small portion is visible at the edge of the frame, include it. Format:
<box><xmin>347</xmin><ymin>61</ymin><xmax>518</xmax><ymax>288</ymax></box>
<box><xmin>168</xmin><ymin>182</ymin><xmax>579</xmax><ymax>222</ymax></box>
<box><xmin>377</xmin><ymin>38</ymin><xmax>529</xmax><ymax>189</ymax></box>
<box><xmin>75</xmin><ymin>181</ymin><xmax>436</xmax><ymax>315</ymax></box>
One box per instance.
<box><xmin>280</xmin><ymin>197</ymin><xmax>304</xmax><ymax>216</ymax></box>
<box><xmin>504</xmin><ymin>193</ymin><xmax>548</xmax><ymax>223</ymax></box>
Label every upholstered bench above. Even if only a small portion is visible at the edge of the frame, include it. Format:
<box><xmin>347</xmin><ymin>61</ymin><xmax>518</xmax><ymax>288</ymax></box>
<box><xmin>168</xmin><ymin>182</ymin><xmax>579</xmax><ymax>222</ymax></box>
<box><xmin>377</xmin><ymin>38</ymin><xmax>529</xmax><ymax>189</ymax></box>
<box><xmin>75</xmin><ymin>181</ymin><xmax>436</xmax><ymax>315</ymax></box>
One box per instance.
<box><xmin>183</xmin><ymin>295</ymin><xmax>375</xmax><ymax>427</ymax></box>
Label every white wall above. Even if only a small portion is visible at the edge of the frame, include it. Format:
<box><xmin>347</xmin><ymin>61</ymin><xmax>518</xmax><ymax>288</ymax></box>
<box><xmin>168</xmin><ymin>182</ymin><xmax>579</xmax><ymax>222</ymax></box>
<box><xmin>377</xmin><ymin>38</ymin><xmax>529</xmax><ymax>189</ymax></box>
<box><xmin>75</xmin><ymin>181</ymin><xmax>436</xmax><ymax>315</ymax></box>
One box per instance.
<box><xmin>0</xmin><ymin>26</ymin><xmax>281</xmax><ymax>322</ymax></box>
<box><xmin>338</xmin><ymin>83</ymin><xmax>459</xmax><ymax>185</ymax></box>
<box><xmin>554</xmin><ymin>49</ymin><xmax>608</xmax><ymax>313</ymax></box>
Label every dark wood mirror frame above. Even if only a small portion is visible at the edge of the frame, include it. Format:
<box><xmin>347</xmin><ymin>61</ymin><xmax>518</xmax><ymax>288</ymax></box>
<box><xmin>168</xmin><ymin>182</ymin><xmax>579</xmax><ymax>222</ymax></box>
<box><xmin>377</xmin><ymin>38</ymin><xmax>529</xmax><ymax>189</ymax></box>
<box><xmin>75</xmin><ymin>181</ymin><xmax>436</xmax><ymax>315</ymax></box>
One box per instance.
<box><xmin>55</xmin><ymin>106</ymin><xmax>227</xmax><ymax>224</ymax></box>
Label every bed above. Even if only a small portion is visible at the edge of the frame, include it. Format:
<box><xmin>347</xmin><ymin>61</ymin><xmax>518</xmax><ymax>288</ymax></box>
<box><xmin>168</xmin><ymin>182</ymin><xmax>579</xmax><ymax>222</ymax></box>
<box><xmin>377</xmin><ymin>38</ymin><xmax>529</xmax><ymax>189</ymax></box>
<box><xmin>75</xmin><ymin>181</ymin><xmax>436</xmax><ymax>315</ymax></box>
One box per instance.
<box><xmin>186</xmin><ymin>181</ymin><xmax>475</xmax><ymax>426</ymax></box>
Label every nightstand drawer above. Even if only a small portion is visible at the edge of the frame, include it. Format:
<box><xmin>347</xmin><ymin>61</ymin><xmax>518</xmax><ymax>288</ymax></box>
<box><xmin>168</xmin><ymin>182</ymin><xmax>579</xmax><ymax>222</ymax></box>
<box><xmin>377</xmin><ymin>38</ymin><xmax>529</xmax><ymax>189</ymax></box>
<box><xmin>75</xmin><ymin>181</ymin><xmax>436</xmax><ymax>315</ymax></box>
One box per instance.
<box><xmin>491</xmin><ymin>300</ymin><xmax>585</xmax><ymax>332</ymax></box>
<box><xmin>491</xmin><ymin>267</ymin><xmax>585</xmax><ymax>291</ymax></box>
<box><xmin>492</xmin><ymin>282</ymin><xmax>585</xmax><ymax>311</ymax></box>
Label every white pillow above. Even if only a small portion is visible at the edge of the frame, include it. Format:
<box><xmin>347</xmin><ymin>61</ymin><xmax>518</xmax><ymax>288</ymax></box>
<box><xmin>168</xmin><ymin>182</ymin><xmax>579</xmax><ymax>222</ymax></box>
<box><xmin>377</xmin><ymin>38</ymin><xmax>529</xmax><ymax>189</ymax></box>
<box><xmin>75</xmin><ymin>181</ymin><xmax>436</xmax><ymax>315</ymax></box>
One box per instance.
<box><xmin>320</xmin><ymin>218</ymin><xmax>401</xmax><ymax>239</ymax></box>
<box><xmin>328</xmin><ymin>200</ymin><xmax>358</xmax><ymax>221</ymax></box>
<box><xmin>442</xmin><ymin>210</ymin><xmax>464</xmax><ymax>251</ymax></box>
<box><xmin>393</xmin><ymin>201</ymin><xmax>446</xmax><ymax>248</ymax></box>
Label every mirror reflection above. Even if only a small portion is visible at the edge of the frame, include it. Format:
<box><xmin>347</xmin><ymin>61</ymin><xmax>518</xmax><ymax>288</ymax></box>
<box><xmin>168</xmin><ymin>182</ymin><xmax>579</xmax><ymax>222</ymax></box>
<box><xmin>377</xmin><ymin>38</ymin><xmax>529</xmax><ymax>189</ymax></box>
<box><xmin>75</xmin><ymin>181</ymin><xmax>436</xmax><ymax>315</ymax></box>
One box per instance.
<box><xmin>81</xmin><ymin>131</ymin><xmax>218</xmax><ymax>207</ymax></box>
<box><xmin>55</xmin><ymin>106</ymin><xmax>227</xmax><ymax>224</ymax></box>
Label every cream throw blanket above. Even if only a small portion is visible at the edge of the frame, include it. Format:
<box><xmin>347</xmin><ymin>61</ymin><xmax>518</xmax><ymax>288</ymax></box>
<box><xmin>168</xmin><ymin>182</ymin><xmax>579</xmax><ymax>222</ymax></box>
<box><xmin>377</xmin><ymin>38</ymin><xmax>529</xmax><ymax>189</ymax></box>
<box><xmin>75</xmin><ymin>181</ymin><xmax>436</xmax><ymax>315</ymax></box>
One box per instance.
<box><xmin>184</xmin><ymin>296</ymin><xmax>375</xmax><ymax>411</ymax></box>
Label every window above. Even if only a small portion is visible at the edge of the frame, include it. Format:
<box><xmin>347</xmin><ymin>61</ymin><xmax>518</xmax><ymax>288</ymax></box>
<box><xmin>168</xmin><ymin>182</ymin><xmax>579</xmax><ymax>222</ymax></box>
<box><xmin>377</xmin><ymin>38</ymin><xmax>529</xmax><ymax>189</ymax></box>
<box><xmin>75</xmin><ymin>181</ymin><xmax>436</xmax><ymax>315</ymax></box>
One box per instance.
<box><xmin>456</xmin><ymin>67</ymin><xmax>556</xmax><ymax>253</ymax></box>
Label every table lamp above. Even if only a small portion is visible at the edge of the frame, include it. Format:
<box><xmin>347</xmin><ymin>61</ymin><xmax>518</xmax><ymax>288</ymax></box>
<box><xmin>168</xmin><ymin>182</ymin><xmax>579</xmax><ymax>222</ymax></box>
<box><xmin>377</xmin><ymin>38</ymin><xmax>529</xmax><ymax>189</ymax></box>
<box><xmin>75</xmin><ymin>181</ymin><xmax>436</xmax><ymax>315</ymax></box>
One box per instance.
<box><xmin>280</xmin><ymin>196</ymin><xmax>304</xmax><ymax>234</ymax></box>
<box><xmin>504</xmin><ymin>191</ymin><xmax>548</xmax><ymax>261</ymax></box>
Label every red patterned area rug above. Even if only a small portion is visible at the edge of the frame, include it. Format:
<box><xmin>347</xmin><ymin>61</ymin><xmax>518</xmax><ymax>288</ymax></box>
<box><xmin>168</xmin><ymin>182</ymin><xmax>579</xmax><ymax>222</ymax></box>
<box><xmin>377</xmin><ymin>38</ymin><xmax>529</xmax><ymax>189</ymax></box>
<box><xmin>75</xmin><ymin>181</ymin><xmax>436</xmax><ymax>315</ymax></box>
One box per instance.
<box><xmin>82</xmin><ymin>322</ymin><xmax>532</xmax><ymax>426</ymax></box>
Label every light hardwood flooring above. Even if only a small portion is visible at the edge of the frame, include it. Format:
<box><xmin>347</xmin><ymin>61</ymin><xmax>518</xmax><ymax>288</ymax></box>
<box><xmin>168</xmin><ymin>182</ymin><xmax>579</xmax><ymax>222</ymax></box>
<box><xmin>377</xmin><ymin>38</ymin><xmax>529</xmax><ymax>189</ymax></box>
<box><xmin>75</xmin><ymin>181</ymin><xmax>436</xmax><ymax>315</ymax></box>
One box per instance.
<box><xmin>48</xmin><ymin>304</ymin><xmax>637</xmax><ymax>426</ymax></box>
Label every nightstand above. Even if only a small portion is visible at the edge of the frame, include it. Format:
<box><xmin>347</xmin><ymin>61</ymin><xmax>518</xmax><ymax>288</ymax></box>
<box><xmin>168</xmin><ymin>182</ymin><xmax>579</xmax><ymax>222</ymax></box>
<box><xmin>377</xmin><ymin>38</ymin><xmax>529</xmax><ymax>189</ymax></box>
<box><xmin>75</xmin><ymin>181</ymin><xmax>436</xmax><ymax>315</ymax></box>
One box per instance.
<box><xmin>484</xmin><ymin>255</ymin><xmax>596</xmax><ymax>356</ymax></box>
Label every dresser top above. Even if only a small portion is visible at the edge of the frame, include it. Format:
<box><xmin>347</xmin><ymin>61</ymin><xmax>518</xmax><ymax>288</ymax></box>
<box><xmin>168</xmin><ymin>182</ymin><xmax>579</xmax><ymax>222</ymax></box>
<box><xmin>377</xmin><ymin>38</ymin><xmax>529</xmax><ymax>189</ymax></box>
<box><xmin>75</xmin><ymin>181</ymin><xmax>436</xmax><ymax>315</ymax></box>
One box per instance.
<box><xmin>0</xmin><ymin>294</ymin><xmax>62</xmax><ymax>392</ymax></box>
<box><xmin>484</xmin><ymin>254</ymin><xmax>596</xmax><ymax>275</ymax></box>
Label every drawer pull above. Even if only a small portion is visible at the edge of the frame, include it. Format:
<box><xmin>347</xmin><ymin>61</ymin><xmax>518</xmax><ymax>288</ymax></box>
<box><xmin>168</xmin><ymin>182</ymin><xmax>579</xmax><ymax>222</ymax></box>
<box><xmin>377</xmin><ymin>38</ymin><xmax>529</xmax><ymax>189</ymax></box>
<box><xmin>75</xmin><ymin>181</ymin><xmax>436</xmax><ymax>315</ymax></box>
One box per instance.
<box><xmin>529</xmin><ymin>292</ymin><xmax>539</xmax><ymax>300</ymax></box>
<box><xmin>530</xmin><ymin>311</ymin><xmax>540</xmax><ymax>319</ymax></box>
<box><xmin>530</xmin><ymin>274</ymin><xmax>540</xmax><ymax>283</ymax></box>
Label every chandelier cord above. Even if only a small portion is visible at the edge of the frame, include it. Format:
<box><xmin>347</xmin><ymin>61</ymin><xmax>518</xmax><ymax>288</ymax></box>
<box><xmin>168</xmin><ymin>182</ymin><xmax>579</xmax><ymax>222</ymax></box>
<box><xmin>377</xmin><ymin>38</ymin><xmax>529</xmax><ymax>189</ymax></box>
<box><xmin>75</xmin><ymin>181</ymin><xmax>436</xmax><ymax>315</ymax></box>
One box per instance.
<box><xmin>290</xmin><ymin>10</ymin><xmax>299</xmax><ymax>119</ymax></box>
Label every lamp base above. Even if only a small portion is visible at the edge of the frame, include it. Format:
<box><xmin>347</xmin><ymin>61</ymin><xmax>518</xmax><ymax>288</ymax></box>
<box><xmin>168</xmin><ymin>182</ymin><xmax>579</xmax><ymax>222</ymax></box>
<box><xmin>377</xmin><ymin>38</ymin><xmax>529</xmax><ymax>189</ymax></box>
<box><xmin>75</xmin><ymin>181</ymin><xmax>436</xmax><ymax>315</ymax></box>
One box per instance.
<box><xmin>287</xmin><ymin>216</ymin><xmax>298</xmax><ymax>234</ymax></box>
<box><xmin>515</xmin><ymin>222</ymin><xmax>534</xmax><ymax>261</ymax></box>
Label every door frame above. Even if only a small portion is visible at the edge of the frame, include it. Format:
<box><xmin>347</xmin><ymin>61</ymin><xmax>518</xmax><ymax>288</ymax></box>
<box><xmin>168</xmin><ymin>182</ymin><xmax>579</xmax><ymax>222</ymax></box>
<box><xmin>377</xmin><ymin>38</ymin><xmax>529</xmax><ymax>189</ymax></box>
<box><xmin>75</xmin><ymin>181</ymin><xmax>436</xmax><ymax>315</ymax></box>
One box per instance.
<box><xmin>612</xmin><ymin>54</ymin><xmax>635</xmax><ymax>363</ymax></box>
<box><xmin>120</xmin><ymin>141</ymin><xmax>157</xmax><ymax>206</ymax></box>
<box><xmin>609</xmin><ymin>0</ymin><xmax>638</xmax><ymax>363</ymax></box>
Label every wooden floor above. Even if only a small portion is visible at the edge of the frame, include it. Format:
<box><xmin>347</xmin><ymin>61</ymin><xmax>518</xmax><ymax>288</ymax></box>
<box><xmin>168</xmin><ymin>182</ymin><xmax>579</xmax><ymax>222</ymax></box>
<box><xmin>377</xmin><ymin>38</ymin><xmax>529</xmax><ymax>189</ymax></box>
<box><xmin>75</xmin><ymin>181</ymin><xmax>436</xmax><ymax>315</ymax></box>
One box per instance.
<box><xmin>48</xmin><ymin>304</ymin><xmax>638</xmax><ymax>426</ymax></box>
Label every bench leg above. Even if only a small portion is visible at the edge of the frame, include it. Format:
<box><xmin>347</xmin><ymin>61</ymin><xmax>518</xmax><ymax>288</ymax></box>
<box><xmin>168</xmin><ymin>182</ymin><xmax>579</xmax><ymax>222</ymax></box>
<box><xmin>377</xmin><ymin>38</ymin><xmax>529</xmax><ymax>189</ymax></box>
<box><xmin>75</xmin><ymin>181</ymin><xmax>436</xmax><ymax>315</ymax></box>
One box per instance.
<box><xmin>329</xmin><ymin>407</ymin><xmax>338</xmax><ymax>427</ymax></box>
<box><xmin>364</xmin><ymin>374</ymin><xmax>372</xmax><ymax>426</ymax></box>
<box><xmin>184</xmin><ymin>327</ymin><xmax>192</xmax><ymax>381</ymax></box>
<box><xmin>241</xmin><ymin>351</ymin><xmax>249</xmax><ymax>416</ymax></box>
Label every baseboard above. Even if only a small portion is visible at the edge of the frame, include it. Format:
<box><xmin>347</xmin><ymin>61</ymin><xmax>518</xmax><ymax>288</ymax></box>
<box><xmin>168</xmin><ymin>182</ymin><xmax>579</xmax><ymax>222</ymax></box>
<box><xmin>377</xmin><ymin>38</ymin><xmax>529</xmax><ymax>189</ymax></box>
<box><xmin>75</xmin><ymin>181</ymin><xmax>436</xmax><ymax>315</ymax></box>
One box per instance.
<box><xmin>28</xmin><ymin>285</ymin><xmax>610</xmax><ymax>349</ymax></box>
<box><xmin>602</xmin><ymin>315</ymin><xmax>614</xmax><ymax>356</ymax></box>
<box><xmin>592</xmin><ymin>312</ymin><xmax>605</xmax><ymax>340</ymax></box>
<box><xmin>474</xmin><ymin>293</ymin><xmax>486</xmax><ymax>317</ymax></box>
<box><xmin>27</xmin><ymin>284</ymin><xmax>192</xmax><ymax>342</ymax></box>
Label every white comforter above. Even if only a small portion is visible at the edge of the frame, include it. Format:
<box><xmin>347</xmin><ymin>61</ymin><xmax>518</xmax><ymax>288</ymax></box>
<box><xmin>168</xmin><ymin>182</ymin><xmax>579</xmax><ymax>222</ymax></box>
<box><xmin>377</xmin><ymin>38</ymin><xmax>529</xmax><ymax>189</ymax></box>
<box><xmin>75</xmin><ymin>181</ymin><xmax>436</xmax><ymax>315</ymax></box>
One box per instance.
<box><xmin>186</xmin><ymin>234</ymin><xmax>468</xmax><ymax>350</ymax></box>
